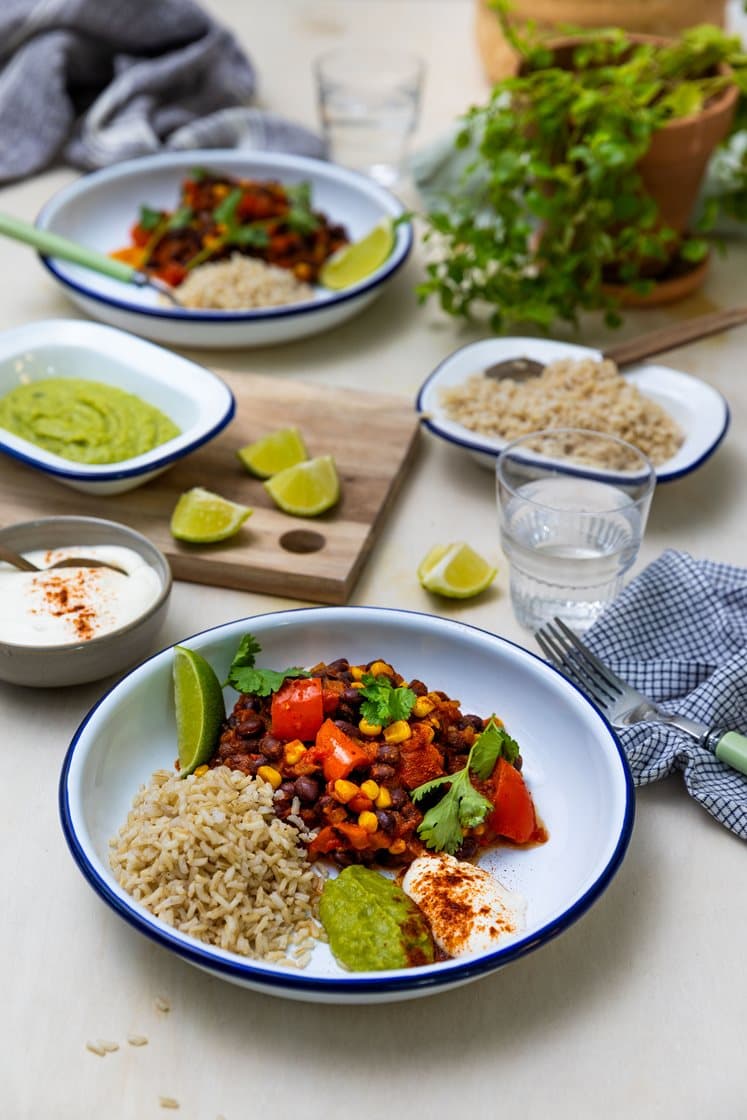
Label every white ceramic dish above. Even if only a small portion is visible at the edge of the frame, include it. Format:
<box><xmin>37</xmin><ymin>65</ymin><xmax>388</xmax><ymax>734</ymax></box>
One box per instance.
<box><xmin>0</xmin><ymin>516</ymin><xmax>172</xmax><ymax>688</ymax></box>
<box><xmin>0</xmin><ymin>319</ymin><xmax>234</xmax><ymax>494</ymax></box>
<box><xmin>417</xmin><ymin>337</ymin><xmax>730</xmax><ymax>483</ymax></box>
<box><xmin>35</xmin><ymin>150</ymin><xmax>413</xmax><ymax>349</ymax></box>
<box><xmin>59</xmin><ymin>606</ymin><xmax>634</xmax><ymax>1004</ymax></box>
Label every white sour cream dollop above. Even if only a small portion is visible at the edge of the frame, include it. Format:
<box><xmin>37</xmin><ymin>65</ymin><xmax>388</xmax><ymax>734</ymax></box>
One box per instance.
<box><xmin>0</xmin><ymin>545</ymin><xmax>163</xmax><ymax>646</ymax></box>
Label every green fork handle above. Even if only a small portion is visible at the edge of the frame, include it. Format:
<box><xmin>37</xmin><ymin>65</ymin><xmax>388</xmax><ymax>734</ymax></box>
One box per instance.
<box><xmin>0</xmin><ymin>210</ymin><xmax>138</xmax><ymax>285</ymax></box>
<box><xmin>711</xmin><ymin>730</ymin><xmax>747</xmax><ymax>777</ymax></box>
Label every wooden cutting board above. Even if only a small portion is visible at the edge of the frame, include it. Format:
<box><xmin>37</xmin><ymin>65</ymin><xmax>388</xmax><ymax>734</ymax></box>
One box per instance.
<box><xmin>0</xmin><ymin>369</ymin><xmax>420</xmax><ymax>604</ymax></box>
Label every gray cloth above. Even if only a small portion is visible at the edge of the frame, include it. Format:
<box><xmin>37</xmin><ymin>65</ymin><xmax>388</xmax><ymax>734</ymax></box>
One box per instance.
<box><xmin>0</xmin><ymin>0</ymin><xmax>325</xmax><ymax>183</ymax></box>
<box><xmin>583</xmin><ymin>550</ymin><xmax>747</xmax><ymax>839</ymax></box>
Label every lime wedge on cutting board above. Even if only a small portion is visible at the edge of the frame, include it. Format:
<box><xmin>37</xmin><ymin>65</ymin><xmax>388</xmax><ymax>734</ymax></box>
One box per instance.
<box><xmin>418</xmin><ymin>542</ymin><xmax>497</xmax><ymax>599</ymax></box>
<box><xmin>237</xmin><ymin>427</ymin><xmax>308</xmax><ymax>478</ymax></box>
<box><xmin>170</xmin><ymin>487</ymin><xmax>252</xmax><ymax>543</ymax></box>
<box><xmin>173</xmin><ymin>645</ymin><xmax>225</xmax><ymax>776</ymax></box>
<box><xmin>264</xmin><ymin>455</ymin><xmax>340</xmax><ymax>516</ymax></box>
<box><xmin>319</xmin><ymin>219</ymin><xmax>395</xmax><ymax>290</ymax></box>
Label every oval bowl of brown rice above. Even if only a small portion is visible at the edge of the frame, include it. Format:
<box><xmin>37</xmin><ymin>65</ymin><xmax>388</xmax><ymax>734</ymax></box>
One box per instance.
<box><xmin>417</xmin><ymin>338</ymin><xmax>729</xmax><ymax>483</ymax></box>
<box><xmin>59</xmin><ymin>606</ymin><xmax>633</xmax><ymax>1004</ymax></box>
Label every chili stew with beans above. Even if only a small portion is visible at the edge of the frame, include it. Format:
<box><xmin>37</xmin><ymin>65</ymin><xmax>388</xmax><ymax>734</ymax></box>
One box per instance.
<box><xmin>210</xmin><ymin>656</ymin><xmax>546</xmax><ymax>867</ymax></box>
<box><xmin>111</xmin><ymin>170</ymin><xmax>349</xmax><ymax>288</ymax></box>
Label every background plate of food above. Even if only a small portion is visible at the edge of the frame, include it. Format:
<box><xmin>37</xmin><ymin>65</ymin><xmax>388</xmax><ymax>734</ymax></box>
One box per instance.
<box><xmin>59</xmin><ymin>606</ymin><xmax>633</xmax><ymax>1004</ymax></box>
<box><xmin>35</xmin><ymin>150</ymin><xmax>412</xmax><ymax>348</ymax></box>
<box><xmin>417</xmin><ymin>338</ymin><xmax>730</xmax><ymax>483</ymax></box>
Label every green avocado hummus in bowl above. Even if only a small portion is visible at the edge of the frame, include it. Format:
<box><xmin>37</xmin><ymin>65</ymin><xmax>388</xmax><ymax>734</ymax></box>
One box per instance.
<box><xmin>0</xmin><ymin>378</ymin><xmax>180</xmax><ymax>465</ymax></box>
<box><xmin>0</xmin><ymin>319</ymin><xmax>234</xmax><ymax>494</ymax></box>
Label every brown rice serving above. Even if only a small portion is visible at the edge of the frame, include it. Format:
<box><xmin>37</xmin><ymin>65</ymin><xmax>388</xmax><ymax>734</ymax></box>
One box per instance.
<box><xmin>109</xmin><ymin>766</ymin><xmax>323</xmax><ymax>967</ymax></box>
<box><xmin>440</xmin><ymin>357</ymin><xmax>684</xmax><ymax>465</ymax></box>
<box><xmin>172</xmin><ymin>254</ymin><xmax>315</xmax><ymax>310</ymax></box>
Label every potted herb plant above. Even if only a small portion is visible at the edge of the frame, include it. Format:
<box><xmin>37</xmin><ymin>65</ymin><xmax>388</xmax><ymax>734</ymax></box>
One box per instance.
<box><xmin>419</xmin><ymin>8</ymin><xmax>747</xmax><ymax>330</ymax></box>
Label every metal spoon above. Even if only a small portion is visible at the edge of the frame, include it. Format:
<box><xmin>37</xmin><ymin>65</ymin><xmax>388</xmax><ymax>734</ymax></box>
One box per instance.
<box><xmin>0</xmin><ymin>211</ymin><xmax>186</xmax><ymax>308</ymax></box>
<box><xmin>0</xmin><ymin>545</ymin><xmax>129</xmax><ymax>576</ymax></box>
<box><xmin>484</xmin><ymin>303</ymin><xmax>747</xmax><ymax>380</ymax></box>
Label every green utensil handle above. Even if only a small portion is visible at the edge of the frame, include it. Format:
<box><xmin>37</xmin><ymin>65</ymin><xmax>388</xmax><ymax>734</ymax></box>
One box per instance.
<box><xmin>0</xmin><ymin>211</ymin><xmax>137</xmax><ymax>284</ymax></box>
<box><xmin>714</xmin><ymin>730</ymin><xmax>747</xmax><ymax>777</ymax></box>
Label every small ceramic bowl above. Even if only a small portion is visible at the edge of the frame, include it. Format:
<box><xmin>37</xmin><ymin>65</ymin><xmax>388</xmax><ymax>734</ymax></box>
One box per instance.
<box><xmin>0</xmin><ymin>318</ymin><xmax>235</xmax><ymax>495</ymax></box>
<box><xmin>0</xmin><ymin>516</ymin><xmax>172</xmax><ymax>688</ymax></box>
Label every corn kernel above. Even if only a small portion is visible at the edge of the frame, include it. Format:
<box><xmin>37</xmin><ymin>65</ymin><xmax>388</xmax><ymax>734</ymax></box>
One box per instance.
<box><xmin>361</xmin><ymin>779</ymin><xmax>380</xmax><ymax>800</ymax></box>
<box><xmin>358</xmin><ymin>811</ymin><xmax>378</xmax><ymax>833</ymax></box>
<box><xmin>193</xmin><ymin>764</ymin><xmax>209</xmax><ymax>778</ymax></box>
<box><xmin>389</xmin><ymin>839</ymin><xmax>407</xmax><ymax>855</ymax></box>
<box><xmin>375</xmin><ymin>787</ymin><xmax>392</xmax><ymax>809</ymax></box>
<box><xmin>412</xmin><ymin>696</ymin><xmax>435</xmax><ymax>718</ymax></box>
<box><xmin>350</xmin><ymin>665</ymin><xmax>364</xmax><ymax>681</ymax></box>
<box><xmin>383</xmin><ymin>720</ymin><xmax>412</xmax><ymax>744</ymax></box>
<box><xmin>369</xmin><ymin>660</ymin><xmax>394</xmax><ymax>677</ymax></box>
<box><xmin>284</xmin><ymin>740</ymin><xmax>307</xmax><ymax>765</ymax></box>
<box><xmin>350</xmin><ymin>681</ymin><xmax>364</xmax><ymax>690</ymax></box>
<box><xmin>333</xmin><ymin>779</ymin><xmax>359</xmax><ymax>803</ymax></box>
<box><xmin>257</xmin><ymin>766</ymin><xmax>282</xmax><ymax>790</ymax></box>
<box><xmin>358</xmin><ymin>718</ymin><xmax>382</xmax><ymax>737</ymax></box>
<box><xmin>473</xmin><ymin>823</ymin><xmax>486</xmax><ymax>836</ymax></box>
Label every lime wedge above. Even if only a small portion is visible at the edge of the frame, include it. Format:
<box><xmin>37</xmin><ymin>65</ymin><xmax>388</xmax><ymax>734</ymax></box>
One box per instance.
<box><xmin>237</xmin><ymin>427</ymin><xmax>308</xmax><ymax>479</ymax></box>
<box><xmin>417</xmin><ymin>541</ymin><xmax>497</xmax><ymax>599</ymax></box>
<box><xmin>264</xmin><ymin>454</ymin><xmax>340</xmax><ymax>517</ymax></box>
<box><xmin>319</xmin><ymin>219</ymin><xmax>395</xmax><ymax>290</ymax></box>
<box><xmin>170</xmin><ymin>487</ymin><xmax>252</xmax><ymax>543</ymax></box>
<box><xmin>173</xmin><ymin>645</ymin><xmax>225</xmax><ymax>776</ymax></box>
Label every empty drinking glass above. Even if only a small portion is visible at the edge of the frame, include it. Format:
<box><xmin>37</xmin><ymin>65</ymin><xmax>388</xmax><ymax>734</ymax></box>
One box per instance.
<box><xmin>314</xmin><ymin>47</ymin><xmax>424</xmax><ymax>188</ymax></box>
<box><xmin>496</xmin><ymin>429</ymin><xmax>656</xmax><ymax>632</ymax></box>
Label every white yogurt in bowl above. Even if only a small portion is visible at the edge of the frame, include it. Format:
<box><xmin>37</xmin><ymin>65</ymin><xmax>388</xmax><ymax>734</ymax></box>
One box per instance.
<box><xmin>0</xmin><ymin>546</ymin><xmax>164</xmax><ymax>647</ymax></box>
<box><xmin>0</xmin><ymin>516</ymin><xmax>172</xmax><ymax>687</ymax></box>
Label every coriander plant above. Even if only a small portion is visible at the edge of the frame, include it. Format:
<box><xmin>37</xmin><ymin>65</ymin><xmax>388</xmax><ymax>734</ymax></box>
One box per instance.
<box><xmin>419</xmin><ymin>4</ymin><xmax>747</xmax><ymax>330</ymax></box>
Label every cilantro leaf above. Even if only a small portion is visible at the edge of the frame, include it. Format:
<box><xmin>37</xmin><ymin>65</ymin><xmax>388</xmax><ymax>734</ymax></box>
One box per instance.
<box><xmin>416</xmin><ymin>769</ymin><xmax>493</xmax><ymax>855</ymax></box>
<box><xmin>213</xmin><ymin>187</ymin><xmax>243</xmax><ymax>227</ymax></box>
<box><xmin>224</xmin><ymin>632</ymin><xmax>309</xmax><ymax>696</ymax></box>
<box><xmin>138</xmin><ymin>205</ymin><xmax>164</xmax><ymax>231</ymax></box>
<box><xmin>412</xmin><ymin>716</ymin><xmax>522</xmax><ymax>853</ymax></box>
<box><xmin>167</xmin><ymin>205</ymin><xmax>194</xmax><ymax>230</ymax></box>
<box><xmin>359</xmin><ymin>674</ymin><xmax>416</xmax><ymax>727</ymax></box>
<box><xmin>233</xmin><ymin>224</ymin><xmax>270</xmax><ymax>248</ymax></box>
<box><xmin>469</xmin><ymin>717</ymin><xmax>519</xmax><ymax>777</ymax></box>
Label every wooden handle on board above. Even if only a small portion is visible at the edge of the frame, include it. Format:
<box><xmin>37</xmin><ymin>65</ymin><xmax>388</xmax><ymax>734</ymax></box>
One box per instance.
<box><xmin>604</xmin><ymin>305</ymin><xmax>747</xmax><ymax>368</ymax></box>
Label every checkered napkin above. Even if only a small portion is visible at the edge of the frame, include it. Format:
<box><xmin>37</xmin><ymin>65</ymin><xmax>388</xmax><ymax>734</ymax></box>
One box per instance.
<box><xmin>0</xmin><ymin>0</ymin><xmax>325</xmax><ymax>184</ymax></box>
<box><xmin>583</xmin><ymin>550</ymin><xmax>747</xmax><ymax>839</ymax></box>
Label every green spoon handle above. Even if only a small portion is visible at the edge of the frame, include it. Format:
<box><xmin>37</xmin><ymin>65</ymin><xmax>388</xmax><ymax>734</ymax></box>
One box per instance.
<box><xmin>0</xmin><ymin>210</ymin><xmax>137</xmax><ymax>285</ymax></box>
<box><xmin>712</xmin><ymin>730</ymin><xmax>747</xmax><ymax>777</ymax></box>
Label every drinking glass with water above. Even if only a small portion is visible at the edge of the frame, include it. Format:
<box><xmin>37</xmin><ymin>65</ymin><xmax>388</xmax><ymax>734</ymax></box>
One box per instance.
<box><xmin>314</xmin><ymin>48</ymin><xmax>424</xmax><ymax>188</ymax></box>
<box><xmin>496</xmin><ymin>429</ymin><xmax>656</xmax><ymax>632</ymax></box>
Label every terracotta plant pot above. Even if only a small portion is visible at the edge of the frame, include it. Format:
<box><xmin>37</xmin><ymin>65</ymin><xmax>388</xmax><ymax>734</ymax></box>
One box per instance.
<box><xmin>475</xmin><ymin>0</ymin><xmax>728</xmax><ymax>82</ymax></box>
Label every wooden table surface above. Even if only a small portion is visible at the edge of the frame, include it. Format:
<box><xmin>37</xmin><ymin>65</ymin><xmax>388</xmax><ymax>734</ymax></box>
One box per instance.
<box><xmin>1</xmin><ymin>3</ymin><xmax>746</xmax><ymax>1118</ymax></box>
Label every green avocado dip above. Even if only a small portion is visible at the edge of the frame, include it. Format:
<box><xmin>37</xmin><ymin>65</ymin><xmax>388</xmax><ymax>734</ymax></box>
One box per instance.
<box><xmin>319</xmin><ymin>865</ymin><xmax>435</xmax><ymax>971</ymax></box>
<box><xmin>0</xmin><ymin>377</ymin><xmax>180</xmax><ymax>464</ymax></box>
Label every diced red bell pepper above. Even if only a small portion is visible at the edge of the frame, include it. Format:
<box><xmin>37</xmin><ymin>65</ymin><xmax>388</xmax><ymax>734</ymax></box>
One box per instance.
<box><xmin>270</xmin><ymin>677</ymin><xmax>324</xmax><ymax>742</ymax></box>
<box><xmin>307</xmin><ymin>719</ymin><xmax>370</xmax><ymax>782</ymax></box>
<box><xmin>488</xmin><ymin>757</ymin><xmax>540</xmax><ymax>844</ymax></box>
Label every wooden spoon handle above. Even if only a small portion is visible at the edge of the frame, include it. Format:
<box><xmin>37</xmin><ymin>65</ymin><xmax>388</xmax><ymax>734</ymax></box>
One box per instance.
<box><xmin>603</xmin><ymin>305</ymin><xmax>747</xmax><ymax>368</ymax></box>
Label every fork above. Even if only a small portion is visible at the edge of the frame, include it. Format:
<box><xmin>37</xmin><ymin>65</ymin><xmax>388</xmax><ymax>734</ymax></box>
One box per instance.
<box><xmin>535</xmin><ymin>616</ymin><xmax>747</xmax><ymax>777</ymax></box>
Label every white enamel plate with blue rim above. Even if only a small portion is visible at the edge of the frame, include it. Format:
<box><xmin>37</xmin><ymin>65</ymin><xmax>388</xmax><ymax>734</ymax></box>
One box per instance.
<box><xmin>35</xmin><ymin>150</ymin><xmax>413</xmax><ymax>349</ymax></box>
<box><xmin>59</xmin><ymin>607</ymin><xmax>634</xmax><ymax>1004</ymax></box>
<box><xmin>417</xmin><ymin>337</ymin><xmax>730</xmax><ymax>483</ymax></box>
